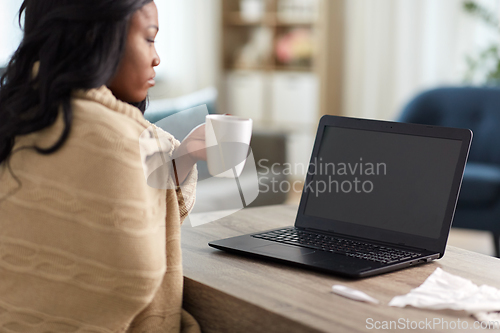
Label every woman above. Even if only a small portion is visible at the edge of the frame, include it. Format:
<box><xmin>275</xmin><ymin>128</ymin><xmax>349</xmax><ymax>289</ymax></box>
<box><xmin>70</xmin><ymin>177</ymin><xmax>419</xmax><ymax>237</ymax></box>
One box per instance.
<box><xmin>0</xmin><ymin>1</ymin><xmax>204</xmax><ymax>332</ymax></box>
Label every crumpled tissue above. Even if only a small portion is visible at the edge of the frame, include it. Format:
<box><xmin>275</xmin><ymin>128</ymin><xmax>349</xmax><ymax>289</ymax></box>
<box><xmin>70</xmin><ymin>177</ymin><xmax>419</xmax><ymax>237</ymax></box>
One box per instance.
<box><xmin>389</xmin><ymin>267</ymin><xmax>500</xmax><ymax>326</ymax></box>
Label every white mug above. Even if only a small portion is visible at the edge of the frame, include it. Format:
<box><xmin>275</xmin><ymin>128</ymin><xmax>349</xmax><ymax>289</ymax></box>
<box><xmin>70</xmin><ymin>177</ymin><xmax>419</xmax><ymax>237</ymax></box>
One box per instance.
<box><xmin>205</xmin><ymin>115</ymin><xmax>253</xmax><ymax>178</ymax></box>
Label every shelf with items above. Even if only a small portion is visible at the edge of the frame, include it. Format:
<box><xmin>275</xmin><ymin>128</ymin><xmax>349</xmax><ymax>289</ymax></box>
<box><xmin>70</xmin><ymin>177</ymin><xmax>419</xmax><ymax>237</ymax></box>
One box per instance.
<box><xmin>276</xmin><ymin>0</ymin><xmax>318</xmax><ymax>22</ymax></box>
<box><xmin>223</xmin><ymin>12</ymin><xmax>315</xmax><ymax>27</ymax></box>
<box><xmin>222</xmin><ymin>25</ymin><xmax>274</xmax><ymax>71</ymax></box>
<box><xmin>220</xmin><ymin>0</ymin><xmax>323</xmax><ymax>174</ymax></box>
<box><xmin>221</xmin><ymin>0</ymin><xmax>320</xmax><ymax>125</ymax></box>
<box><xmin>274</xmin><ymin>25</ymin><xmax>315</xmax><ymax>70</ymax></box>
<box><xmin>222</xmin><ymin>31</ymin><xmax>316</xmax><ymax>71</ymax></box>
<box><xmin>224</xmin><ymin>12</ymin><xmax>276</xmax><ymax>26</ymax></box>
<box><xmin>274</xmin><ymin>19</ymin><xmax>315</xmax><ymax>27</ymax></box>
<box><xmin>221</xmin><ymin>0</ymin><xmax>318</xmax><ymax>73</ymax></box>
<box><xmin>274</xmin><ymin>65</ymin><xmax>312</xmax><ymax>72</ymax></box>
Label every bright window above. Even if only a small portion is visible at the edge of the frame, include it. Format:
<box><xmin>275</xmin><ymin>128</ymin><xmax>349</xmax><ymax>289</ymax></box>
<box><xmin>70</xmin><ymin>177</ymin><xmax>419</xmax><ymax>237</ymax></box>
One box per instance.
<box><xmin>0</xmin><ymin>1</ymin><xmax>23</xmax><ymax>67</ymax></box>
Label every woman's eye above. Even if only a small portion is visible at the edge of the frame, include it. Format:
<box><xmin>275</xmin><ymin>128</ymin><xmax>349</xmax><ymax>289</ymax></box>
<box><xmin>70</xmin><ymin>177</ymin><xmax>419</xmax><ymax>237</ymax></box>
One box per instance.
<box><xmin>146</xmin><ymin>38</ymin><xmax>155</xmax><ymax>43</ymax></box>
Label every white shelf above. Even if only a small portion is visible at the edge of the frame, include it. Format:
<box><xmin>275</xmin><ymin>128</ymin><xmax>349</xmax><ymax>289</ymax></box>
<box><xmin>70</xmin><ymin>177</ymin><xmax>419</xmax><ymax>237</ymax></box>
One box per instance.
<box><xmin>270</xmin><ymin>71</ymin><xmax>318</xmax><ymax>125</ymax></box>
<box><xmin>225</xmin><ymin>70</ymin><xmax>268</xmax><ymax>122</ymax></box>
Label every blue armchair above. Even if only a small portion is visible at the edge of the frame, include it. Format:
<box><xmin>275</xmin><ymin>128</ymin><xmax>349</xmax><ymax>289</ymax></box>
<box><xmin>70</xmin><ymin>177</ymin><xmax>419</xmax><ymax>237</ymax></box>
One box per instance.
<box><xmin>398</xmin><ymin>86</ymin><xmax>500</xmax><ymax>257</ymax></box>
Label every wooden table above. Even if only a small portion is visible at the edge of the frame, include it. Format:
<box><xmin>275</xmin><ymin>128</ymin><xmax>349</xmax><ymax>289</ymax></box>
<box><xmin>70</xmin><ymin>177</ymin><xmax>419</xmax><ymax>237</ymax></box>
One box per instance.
<box><xmin>181</xmin><ymin>205</ymin><xmax>500</xmax><ymax>333</ymax></box>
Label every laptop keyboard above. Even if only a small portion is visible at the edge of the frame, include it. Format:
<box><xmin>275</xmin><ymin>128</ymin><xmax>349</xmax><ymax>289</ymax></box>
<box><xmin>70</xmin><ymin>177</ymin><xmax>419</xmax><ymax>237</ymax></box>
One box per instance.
<box><xmin>252</xmin><ymin>228</ymin><xmax>422</xmax><ymax>264</ymax></box>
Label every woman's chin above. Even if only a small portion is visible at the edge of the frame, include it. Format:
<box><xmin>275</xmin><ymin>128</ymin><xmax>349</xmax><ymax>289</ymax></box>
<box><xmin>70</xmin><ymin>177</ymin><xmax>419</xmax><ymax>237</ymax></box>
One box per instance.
<box><xmin>127</xmin><ymin>91</ymin><xmax>149</xmax><ymax>104</ymax></box>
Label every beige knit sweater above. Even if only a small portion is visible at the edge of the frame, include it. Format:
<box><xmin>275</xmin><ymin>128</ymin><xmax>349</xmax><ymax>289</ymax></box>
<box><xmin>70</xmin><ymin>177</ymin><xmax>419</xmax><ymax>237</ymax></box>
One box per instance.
<box><xmin>0</xmin><ymin>86</ymin><xmax>201</xmax><ymax>333</ymax></box>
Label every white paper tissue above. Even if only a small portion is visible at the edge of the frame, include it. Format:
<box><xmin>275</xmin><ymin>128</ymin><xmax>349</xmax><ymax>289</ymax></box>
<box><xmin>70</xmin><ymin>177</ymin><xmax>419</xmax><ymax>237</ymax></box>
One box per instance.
<box><xmin>389</xmin><ymin>268</ymin><xmax>500</xmax><ymax>326</ymax></box>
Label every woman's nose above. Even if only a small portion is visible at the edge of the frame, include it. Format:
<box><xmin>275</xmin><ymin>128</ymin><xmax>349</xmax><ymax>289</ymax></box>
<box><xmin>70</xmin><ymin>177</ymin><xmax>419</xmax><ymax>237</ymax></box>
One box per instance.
<box><xmin>153</xmin><ymin>49</ymin><xmax>160</xmax><ymax>67</ymax></box>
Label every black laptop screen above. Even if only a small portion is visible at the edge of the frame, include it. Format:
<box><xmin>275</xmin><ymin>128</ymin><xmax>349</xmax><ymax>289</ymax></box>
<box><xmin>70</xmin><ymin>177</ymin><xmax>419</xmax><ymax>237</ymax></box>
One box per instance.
<box><xmin>303</xmin><ymin>126</ymin><xmax>463</xmax><ymax>239</ymax></box>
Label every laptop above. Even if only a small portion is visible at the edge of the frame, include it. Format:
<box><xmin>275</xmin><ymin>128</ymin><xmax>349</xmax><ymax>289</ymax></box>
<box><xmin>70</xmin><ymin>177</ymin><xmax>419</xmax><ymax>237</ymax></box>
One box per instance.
<box><xmin>209</xmin><ymin>115</ymin><xmax>472</xmax><ymax>278</ymax></box>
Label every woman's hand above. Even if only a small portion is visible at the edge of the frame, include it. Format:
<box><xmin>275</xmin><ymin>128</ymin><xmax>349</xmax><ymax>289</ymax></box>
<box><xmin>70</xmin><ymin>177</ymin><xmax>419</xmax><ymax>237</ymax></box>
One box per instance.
<box><xmin>181</xmin><ymin>124</ymin><xmax>207</xmax><ymax>162</ymax></box>
<box><xmin>171</xmin><ymin>124</ymin><xmax>206</xmax><ymax>185</ymax></box>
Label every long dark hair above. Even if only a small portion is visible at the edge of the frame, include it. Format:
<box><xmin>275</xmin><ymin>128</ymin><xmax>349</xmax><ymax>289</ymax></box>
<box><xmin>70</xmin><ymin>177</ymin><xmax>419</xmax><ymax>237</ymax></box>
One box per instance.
<box><xmin>0</xmin><ymin>0</ymin><xmax>153</xmax><ymax>165</ymax></box>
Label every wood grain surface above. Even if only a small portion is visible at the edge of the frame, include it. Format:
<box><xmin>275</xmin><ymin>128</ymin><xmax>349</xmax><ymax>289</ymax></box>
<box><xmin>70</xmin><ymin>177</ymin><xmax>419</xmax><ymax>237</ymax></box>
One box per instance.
<box><xmin>181</xmin><ymin>205</ymin><xmax>500</xmax><ymax>333</ymax></box>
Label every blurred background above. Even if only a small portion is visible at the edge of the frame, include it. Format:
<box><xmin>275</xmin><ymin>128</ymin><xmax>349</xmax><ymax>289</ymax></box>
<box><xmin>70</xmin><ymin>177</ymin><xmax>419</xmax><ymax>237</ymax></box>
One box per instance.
<box><xmin>2</xmin><ymin>0</ymin><xmax>500</xmax><ymax>256</ymax></box>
